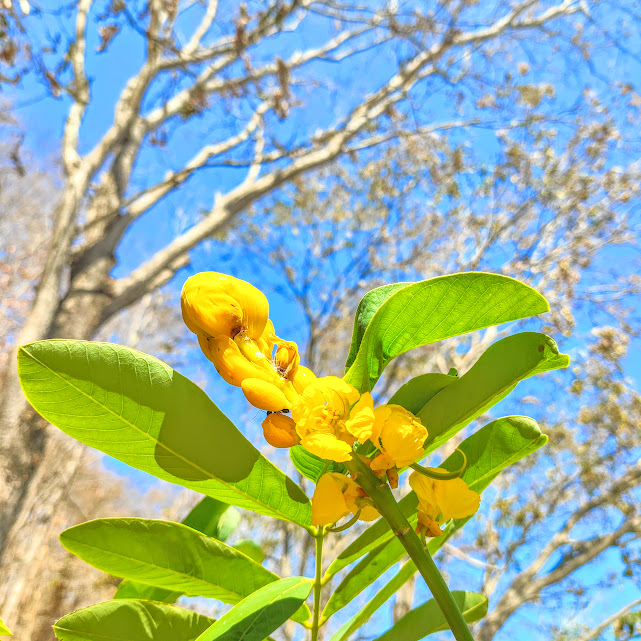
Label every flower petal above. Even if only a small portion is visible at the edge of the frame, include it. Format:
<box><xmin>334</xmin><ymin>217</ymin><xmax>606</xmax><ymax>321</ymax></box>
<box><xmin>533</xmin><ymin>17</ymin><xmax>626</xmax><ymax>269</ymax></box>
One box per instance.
<box><xmin>345</xmin><ymin>393</ymin><xmax>375</xmax><ymax>441</ymax></box>
<box><xmin>434</xmin><ymin>477</ymin><xmax>481</xmax><ymax>520</ymax></box>
<box><xmin>312</xmin><ymin>474</ymin><xmax>351</xmax><ymax>526</ymax></box>
<box><xmin>241</xmin><ymin>378</ymin><xmax>291</xmax><ymax>412</ymax></box>
<box><xmin>302</xmin><ymin>433</ymin><xmax>353</xmax><ymax>462</ymax></box>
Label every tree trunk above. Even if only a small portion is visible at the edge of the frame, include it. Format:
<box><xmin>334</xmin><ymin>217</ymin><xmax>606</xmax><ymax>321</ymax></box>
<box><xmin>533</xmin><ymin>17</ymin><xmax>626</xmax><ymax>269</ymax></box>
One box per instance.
<box><xmin>0</xmin><ymin>278</ymin><xmax>114</xmax><ymax>638</ymax></box>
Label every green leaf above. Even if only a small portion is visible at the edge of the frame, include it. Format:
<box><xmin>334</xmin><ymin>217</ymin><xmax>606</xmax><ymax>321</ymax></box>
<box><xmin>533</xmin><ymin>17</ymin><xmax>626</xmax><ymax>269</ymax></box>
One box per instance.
<box><xmin>18</xmin><ymin>340</ymin><xmax>311</xmax><ymax>527</ymax></box>
<box><xmin>387</xmin><ymin>372</ymin><xmax>458</xmax><ymax>415</ymax></box>
<box><xmin>344</xmin><ymin>273</ymin><xmax>549</xmax><ymax>392</ymax></box>
<box><xmin>114</xmin><ymin>497</ymin><xmax>240</xmax><ymax>602</ymax></box>
<box><xmin>375</xmin><ymin>592</ymin><xmax>488</xmax><ymax>641</ymax></box>
<box><xmin>326</xmin><ymin>416</ymin><xmax>547</xmax><ymax>578</ymax></box>
<box><xmin>195</xmin><ymin>577</ymin><xmax>312</xmax><ymax>641</ymax></box>
<box><xmin>322</xmin><ymin>537</ymin><xmax>406</xmax><ymax>619</ymax></box>
<box><xmin>0</xmin><ymin>619</ymin><xmax>11</xmax><ymax>637</ymax></box>
<box><xmin>61</xmin><ymin>518</ymin><xmax>284</xmax><ymax>606</ymax></box>
<box><xmin>345</xmin><ymin>282</ymin><xmax>410</xmax><ymax>371</ymax></box>
<box><xmin>290</xmin><ymin>445</ymin><xmax>347</xmax><ymax>483</ymax></box>
<box><xmin>329</xmin><ymin>560</ymin><xmax>416</xmax><ymax>641</ymax></box>
<box><xmin>53</xmin><ymin>600</ymin><xmax>213</xmax><ymax>641</ymax></box>
<box><xmin>233</xmin><ymin>540</ymin><xmax>266</xmax><ymax>564</ymax></box>
<box><xmin>418</xmin><ymin>332</ymin><xmax>569</xmax><ymax>454</ymax></box>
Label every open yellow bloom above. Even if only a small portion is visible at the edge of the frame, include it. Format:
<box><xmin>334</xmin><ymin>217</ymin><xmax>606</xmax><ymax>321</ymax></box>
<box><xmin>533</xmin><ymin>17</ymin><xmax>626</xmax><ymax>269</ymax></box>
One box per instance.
<box><xmin>262</xmin><ymin>413</ymin><xmax>300</xmax><ymax>448</ymax></box>
<box><xmin>409</xmin><ymin>471</ymin><xmax>480</xmax><ymax>537</ymax></box>
<box><xmin>181</xmin><ymin>272</ymin><xmax>268</xmax><ymax>340</ymax></box>
<box><xmin>370</xmin><ymin>405</ymin><xmax>427</xmax><ymax>470</ymax></box>
<box><xmin>312</xmin><ymin>473</ymin><xmax>379</xmax><ymax>526</ymax></box>
<box><xmin>291</xmin><ymin>377</ymin><xmax>374</xmax><ymax>462</ymax></box>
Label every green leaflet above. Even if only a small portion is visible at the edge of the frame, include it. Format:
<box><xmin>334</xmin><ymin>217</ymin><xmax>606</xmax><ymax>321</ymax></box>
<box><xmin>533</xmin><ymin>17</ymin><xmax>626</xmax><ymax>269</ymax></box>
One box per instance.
<box><xmin>387</xmin><ymin>372</ymin><xmax>458</xmax><ymax>414</ymax></box>
<box><xmin>345</xmin><ymin>282</ymin><xmax>410</xmax><ymax>371</ymax></box>
<box><xmin>329</xmin><ymin>560</ymin><xmax>417</xmax><ymax>641</ymax></box>
<box><xmin>233</xmin><ymin>540</ymin><xmax>266</xmax><ymax>564</ymax></box>
<box><xmin>376</xmin><ymin>592</ymin><xmax>488</xmax><ymax>641</ymax></box>
<box><xmin>325</xmin><ymin>416</ymin><xmax>547</xmax><ymax>580</ymax></box>
<box><xmin>418</xmin><ymin>332</ymin><xmax>569</xmax><ymax>454</ymax></box>
<box><xmin>114</xmin><ymin>496</ymin><xmax>240</xmax><ymax>602</ymax></box>
<box><xmin>53</xmin><ymin>600</ymin><xmax>213</xmax><ymax>641</ymax></box>
<box><xmin>60</xmin><ymin>518</ymin><xmax>310</xmax><ymax>624</ymax></box>
<box><xmin>344</xmin><ymin>273</ymin><xmax>549</xmax><ymax>392</ymax></box>
<box><xmin>18</xmin><ymin>340</ymin><xmax>311</xmax><ymax>527</ymax></box>
<box><xmin>195</xmin><ymin>578</ymin><xmax>312</xmax><ymax>641</ymax></box>
<box><xmin>290</xmin><ymin>445</ymin><xmax>347</xmax><ymax>483</ymax></box>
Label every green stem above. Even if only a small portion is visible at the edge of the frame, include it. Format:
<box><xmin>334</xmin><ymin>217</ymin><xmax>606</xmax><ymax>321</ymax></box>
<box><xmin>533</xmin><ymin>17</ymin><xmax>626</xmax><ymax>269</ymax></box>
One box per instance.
<box><xmin>311</xmin><ymin>528</ymin><xmax>324</xmax><ymax>641</ymax></box>
<box><xmin>346</xmin><ymin>457</ymin><xmax>475</xmax><ymax>641</ymax></box>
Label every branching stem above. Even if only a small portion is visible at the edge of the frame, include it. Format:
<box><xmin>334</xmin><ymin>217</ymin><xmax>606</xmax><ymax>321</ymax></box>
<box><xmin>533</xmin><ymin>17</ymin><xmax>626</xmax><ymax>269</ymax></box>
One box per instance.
<box><xmin>346</xmin><ymin>456</ymin><xmax>475</xmax><ymax>641</ymax></box>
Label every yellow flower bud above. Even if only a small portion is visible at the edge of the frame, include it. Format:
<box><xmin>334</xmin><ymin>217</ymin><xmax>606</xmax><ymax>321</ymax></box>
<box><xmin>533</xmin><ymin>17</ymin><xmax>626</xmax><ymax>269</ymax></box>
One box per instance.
<box><xmin>409</xmin><ymin>471</ymin><xmax>480</xmax><ymax>538</ymax></box>
<box><xmin>262</xmin><ymin>413</ymin><xmax>300</xmax><ymax>448</ymax></box>
<box><xmin>292</xmin><ymin>365</ymin><xmax>317</xmax><ymax>393</ymax></box>
<box><xmin>199</xmin><ymin>336</ymin><xmax>280</xmax><ymax>387</ymax></box>
<box><xmin>370</xmin><ymin>405</ymin><xmax>427</xmax><ymax>470</ymax></box>
<box><xmin>241</xmin><ymin>378</ymin><xmax>292</xmax><ymax>412</ymax></box>
<box><xmin>181</xmin><ymin>272</ymin><xmax>269</xmax><ymax>340</ymax></box>
<box><xmin>274</xmin><ymin>339</ymin><xmax>300</xmax><ymax>378</ymax></box>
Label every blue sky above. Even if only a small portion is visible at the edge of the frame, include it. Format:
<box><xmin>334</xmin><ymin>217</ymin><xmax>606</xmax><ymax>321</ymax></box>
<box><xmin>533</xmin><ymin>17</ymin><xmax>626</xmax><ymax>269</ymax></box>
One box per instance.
<box><xmin>6</xmin><ymin>1</ymin><xmax>641</xmax><ymax>639</ymax></box>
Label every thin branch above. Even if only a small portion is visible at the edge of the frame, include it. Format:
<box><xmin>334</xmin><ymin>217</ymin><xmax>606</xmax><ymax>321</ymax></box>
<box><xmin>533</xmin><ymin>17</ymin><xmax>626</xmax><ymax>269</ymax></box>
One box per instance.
<box><xmin>576</xmin><ymin>596</ymin><xmax>641</xmax><ymax>641</ymax></box>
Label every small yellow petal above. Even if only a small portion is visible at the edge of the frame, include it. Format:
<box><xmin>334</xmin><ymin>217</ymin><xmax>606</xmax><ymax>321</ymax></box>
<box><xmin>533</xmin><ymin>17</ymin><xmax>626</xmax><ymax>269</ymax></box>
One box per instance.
<box><xmin>301</xmin><ymin>433</ymin><xmax>353</xmax><ymax>462</ymax></box>
<box><xmin>345</xmin><ymin>393</ymin><xmax>375</xmax><ymax>441</ymax></box>
<box><xmin>312</xmin><ymin>473</ymin><xmax>351</xmax><ymax>526</ymax></box>
<box><xmin>434</xmin><ymin>477</ymin><xmax>481</xmax><ymax>520</ymax></box>
<box><xmin>241</xmin><ymin>378</ymin><xmax>291</xmax><ymax>412</ymax></box>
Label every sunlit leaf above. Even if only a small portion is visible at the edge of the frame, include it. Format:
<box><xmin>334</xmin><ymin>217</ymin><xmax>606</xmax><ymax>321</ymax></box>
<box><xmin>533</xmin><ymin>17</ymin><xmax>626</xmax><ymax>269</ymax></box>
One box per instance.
<box><xmin>418</xmin><ymin>332</ymin><xmax>569</xmax><ymax>454</ymax></box>
<box><xmin>375</xmin><ymin>592</ymin><xmax>488</xmax><ymax>641</ymax></box>
<box><xmin>344</xmin><ymin>273</ymin><xmax>549</xmax><ymax>391</ymax></box>
<box><xmin>53</xmin><ymin>600</ymin><xmax>213</xmax><ymax>641</ymax></box>
<box><xmin>195</xmin><ymin>578</ymin><xmax>312</xmax><ymax>641</ymax></box>
<box><xmin>18</xmin><ymin>340</ymin><xmax>311</xmax><ymax>527</ymax></box>
<box><xmin>0</xmin><ymin>619</ymin><xmax>11</xmax><ymax>637</ymax></box>
<box><xmin>115</xmin><ymin>497</ymin><xmax>239</xmax><ymax>602</ymax></box>
<box><xmin>60</xmin><ymin>518</ymin><xmax>302</xmax><ymax>616</ymax></box>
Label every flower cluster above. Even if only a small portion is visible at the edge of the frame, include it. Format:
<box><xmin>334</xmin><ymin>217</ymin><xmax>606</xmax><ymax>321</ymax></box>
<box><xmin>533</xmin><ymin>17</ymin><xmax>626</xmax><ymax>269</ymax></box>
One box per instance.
<box><xmin>182</xmin><ymin>272</ymin><xmax>480</xmax><ymax>535</ymax></box>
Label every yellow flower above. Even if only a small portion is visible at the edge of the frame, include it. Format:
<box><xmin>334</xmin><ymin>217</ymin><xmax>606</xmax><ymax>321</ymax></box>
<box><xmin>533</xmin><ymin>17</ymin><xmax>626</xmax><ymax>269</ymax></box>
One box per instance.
<box><xmin>262</xmin><ymin>413</ymin><xmax>300</xmax><ymax>448</ymax></box>
<box><xmin>370</xmin><ymin>405</ymin><xmax>427</xmax><ymax>470</ymax></box>
<box><xmin>181</xmin><ymin>272</ymin><xmax>269</xmax><ymax>340</ymax></box>
<box><xmin>409</xmin><ymin>471</ymin><xmax>480</xmax><ymax>537</ymax></box>
<box><xmin>312</xmin><ymin>473</ymin><xmax>379</xmax><ymax>526</ymax></box>
<box><xmin>291</xmin><ymin>377</ymin><xmax>374</xmax><ymax>462</ymax></box>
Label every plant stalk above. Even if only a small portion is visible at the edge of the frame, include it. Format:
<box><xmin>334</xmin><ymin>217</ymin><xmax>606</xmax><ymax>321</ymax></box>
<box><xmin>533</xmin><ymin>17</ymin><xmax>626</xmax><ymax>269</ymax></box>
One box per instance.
<box><xmin>346</xmin><ymin>457</ymin><xmax>475</xmax><ymax>641</ymax></box>
<box><xmin>310</xmin><ymin>528</ymin><xmax>324</xmax><ymax>641</ymax></box>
